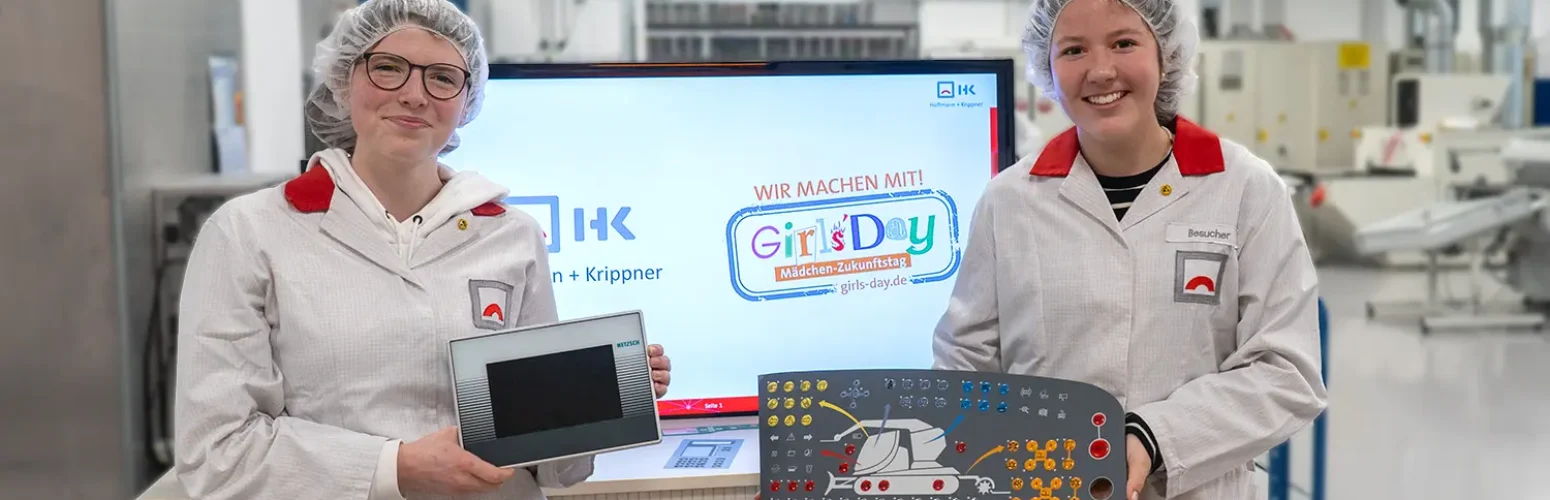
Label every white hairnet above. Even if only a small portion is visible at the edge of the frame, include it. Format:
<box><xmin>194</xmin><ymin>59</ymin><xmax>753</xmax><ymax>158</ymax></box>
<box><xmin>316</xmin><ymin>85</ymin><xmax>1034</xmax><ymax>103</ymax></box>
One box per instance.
<box><xmin>305</xmin><ymin>0</ymin><xmax>488</xmax><ymax>156</ymax></box>
<box><xmin>1021</xmin><ymin>0</ymin><xmax>1199</xmax><ymax>123</ymax></box>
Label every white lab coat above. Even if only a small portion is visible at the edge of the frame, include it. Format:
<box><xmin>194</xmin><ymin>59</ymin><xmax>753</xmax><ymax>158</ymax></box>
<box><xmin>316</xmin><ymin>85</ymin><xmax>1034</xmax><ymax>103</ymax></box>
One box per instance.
<box><xmin>932</xmin><ymin>119</ymin><xmax>1327</xmax><ymax>499</ymax></box>
<box><xmin>173</xmin><ymin>150</ymin><xmax>595</xmax><ymax>500</ymax></box>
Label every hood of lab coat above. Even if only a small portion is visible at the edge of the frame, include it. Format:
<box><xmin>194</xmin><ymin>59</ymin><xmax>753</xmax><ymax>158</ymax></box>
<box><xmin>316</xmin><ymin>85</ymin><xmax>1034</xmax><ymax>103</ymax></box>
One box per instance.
<box><xmin>297</xmin><ymin>149</ymin><xmax>511</xmax><ymax>262</ymax></box>
<box><xmin>308</xmin><ymin>149</ymin><xmax>509</xmax><ymax>236</ymax></box>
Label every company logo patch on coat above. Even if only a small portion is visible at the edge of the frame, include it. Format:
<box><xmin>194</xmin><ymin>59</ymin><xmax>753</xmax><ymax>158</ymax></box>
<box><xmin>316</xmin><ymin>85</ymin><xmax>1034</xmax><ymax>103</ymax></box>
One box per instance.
<box><xmin>468</xmin><ymin>279</ymin><xmax>515</xmax><ymax>330</ymax></box>
<box><xmin>1174</xmin><ymin>251</ymin><xmax>1228</xmax><ymax>305</ymax></box>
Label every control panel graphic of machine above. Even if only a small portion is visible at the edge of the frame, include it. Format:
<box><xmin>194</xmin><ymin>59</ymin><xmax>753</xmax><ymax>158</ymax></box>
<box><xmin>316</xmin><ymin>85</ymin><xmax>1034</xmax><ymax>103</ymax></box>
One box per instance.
<box><xmin>666</xmin><ymin>439</ymin><xmax>744</xmax><ymax>469</ymax></box>
<box><xmin>759</xmin><ymin>370</ymin><xmax>1126</xmax><ymax>500</ymax></box>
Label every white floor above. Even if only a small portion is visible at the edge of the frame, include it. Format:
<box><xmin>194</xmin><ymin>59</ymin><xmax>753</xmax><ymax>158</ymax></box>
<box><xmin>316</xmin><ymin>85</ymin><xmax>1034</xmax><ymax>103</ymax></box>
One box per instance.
<box><xmin>1274</xmin><ymin>266</ymin><xmax>1550</xmax><ymax>500</ymax></box>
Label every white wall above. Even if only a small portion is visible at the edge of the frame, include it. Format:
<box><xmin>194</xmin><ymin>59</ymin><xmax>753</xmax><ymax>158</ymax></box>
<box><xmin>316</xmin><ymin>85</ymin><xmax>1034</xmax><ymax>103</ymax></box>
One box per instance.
<box><xmin>1534</xmin><ymin>0</ymin><xmax>1550</xmax><ymax>77</ymax></box>
<box><xmin>487</xmin><ymin>0</ymin><xmax>635</xmax><ymax>62</ymax></box>
<box><xmin>1286</xmin><ymin>0</ymin><xmax>1548</xmax><ymax>54</ymax></box>
<box><xmin>915</xmin><ymin>0</ymin><xmax>1544</xmax><ymax>57</ymax></box>
<box><xmin>1283</xmin><ymin>0</ymin><xmax>1365</xmax><ymax>41</ymax></box>
<box><xmin>243</xmin><ymin>0</ymin><xmax>306</xmax><ymax>176</ymax></box>
<box><xmin>1540</xmin><ymin>6</ymin><xmax>1550</xmax><ymax>76</ymax></box>
<box><xmin>917</xmin><ymin>0</ymin><xmax>1203</xmax><ymax>51</ymax></box>
<box><xmin>919</xmin><ymin>0</ymin><xmax>1025</xmax><ymax>49</ymax></box>
<box><xmin>1539</xmin><ymin>0</ymin><xmax>1550</xmax><ymax>39</ymax></box>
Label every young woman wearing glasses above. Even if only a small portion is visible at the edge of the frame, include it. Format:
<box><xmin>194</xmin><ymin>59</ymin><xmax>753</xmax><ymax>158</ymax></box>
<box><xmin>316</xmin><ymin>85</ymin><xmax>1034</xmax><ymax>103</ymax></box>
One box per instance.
<box><xmin>171</xmin><ymin>1</ymin><xmax>674</xmax><ymax>499</ymax></box>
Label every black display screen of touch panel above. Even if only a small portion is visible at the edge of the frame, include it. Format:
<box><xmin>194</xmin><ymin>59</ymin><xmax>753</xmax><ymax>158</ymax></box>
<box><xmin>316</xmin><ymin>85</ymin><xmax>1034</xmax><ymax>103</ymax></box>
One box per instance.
<box><xmin>486</xmin><ymin>344</ymin><xmax>622</xmax><ymax>437</ymax></box>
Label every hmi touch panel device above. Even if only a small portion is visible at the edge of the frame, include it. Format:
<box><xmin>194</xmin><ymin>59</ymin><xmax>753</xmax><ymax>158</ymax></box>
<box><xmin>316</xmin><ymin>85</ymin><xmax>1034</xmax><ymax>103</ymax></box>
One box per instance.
<box><xmin>449</xmin><ymin>310</ymin><xmax>663</xmax><ymax>467</ymax></box>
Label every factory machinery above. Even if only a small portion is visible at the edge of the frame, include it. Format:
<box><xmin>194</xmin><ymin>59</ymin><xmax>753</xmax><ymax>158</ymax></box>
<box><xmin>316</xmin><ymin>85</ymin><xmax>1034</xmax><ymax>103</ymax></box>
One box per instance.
<box><xmin>1172</xmin><ymin>0</ymin><xmax>1545</xmax><ymax>267</ymax></box>
<box><xmin>643</xmin><ymin>0</ymin><xmax>918</xmax><ymax>62</ymax></box>
<box><xmin>1352</xmin><ymin>136</ymin><xmax>1550</xmax><ymax>333</ymax></box>
<box><xmin>930</xmin><ymin>35</ymin><xmax>1541</xmax><ymax>270</ymax></box>
<box><xmin>1189</xmin><ymin>41</ymin><xmax>1545</xmax><ymax>266</ymax></box>
<box><xmin>1298</xmin><ymin>72</ymin><xmax>1550</xmax><ymax>267</ymax></box>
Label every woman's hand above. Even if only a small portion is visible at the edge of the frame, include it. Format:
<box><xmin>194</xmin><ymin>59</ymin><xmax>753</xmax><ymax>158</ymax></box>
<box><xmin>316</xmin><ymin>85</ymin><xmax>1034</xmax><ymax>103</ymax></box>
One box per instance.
<box><xmin>397</xmin><ymin>427</ymin><xmax>515</xmax><ymax>495</ymax></box>
<box><xmin>649</xmin><ymin>344</ymin><xmax>672</xmax><ymax>398</ymax></box>
<box><xmin>1125</xmin><ymin>433</ymin><xmax>1152</xmax><ymax>500</ymax></box>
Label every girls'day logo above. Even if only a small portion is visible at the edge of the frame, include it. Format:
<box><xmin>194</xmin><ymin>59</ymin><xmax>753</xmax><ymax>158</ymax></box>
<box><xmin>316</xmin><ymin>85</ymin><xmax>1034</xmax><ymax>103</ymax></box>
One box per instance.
<box><xmin>724</xmin><ymin>190</ymin><xmax>962</xmax><ymax>302</ymax></box>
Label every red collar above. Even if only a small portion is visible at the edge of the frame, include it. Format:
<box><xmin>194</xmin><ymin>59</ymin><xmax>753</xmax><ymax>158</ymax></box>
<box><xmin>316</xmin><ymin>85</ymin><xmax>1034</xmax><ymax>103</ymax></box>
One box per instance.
<box><xmin>283</xmin><ymin>164</ymin><xmax>334</xmax><ymax>213</ymax></box>
<box><xmin>283</xmin><ymin>163</ymin><xmax>506</xmax><ymax>216</ymax></box>
<box><xmin>1030</xmin><ymin>117</ymin><xmax>1225</xmax><ymax>177</ymax></box>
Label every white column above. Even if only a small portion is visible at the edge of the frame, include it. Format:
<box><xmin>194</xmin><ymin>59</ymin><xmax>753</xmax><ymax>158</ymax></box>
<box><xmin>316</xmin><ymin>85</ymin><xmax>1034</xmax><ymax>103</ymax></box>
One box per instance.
<box><xmin>1360</xmin><ymin>0</ymin><xmax>1389</xmax><ymax>44</ymax></box>
<box><xmin>241</xmin><ymin>0</ymin><xmax>306</xmax><ymax>175</ymax></box>
<box><xmin>1454</xmin><ymin>0</ymin><xmax>1483</xmax><ymax>54</ymax></box>
<box><xmin>1260</xmin><ymin>0</ymin><xmax>1285</xmax><ymax>30</ymax></box>
<box><xmin>1501</xmin><ymin>0</ymin><xmax>1533</xmax><ymax>126</ymax></box>
<box><xmin>1227</xmin><ymin>0</ymin><xmax>1255</xmax><ymax>35</ymax></box>
<box><xmin>634</xmin><ymin>0</ymin><xmax>649</xmax><ymax>61</ymax></box>
<box><xmin>1174</xmin><ymin>0</ymin><xmax>1201</xmax><ymax>35</ymax></box>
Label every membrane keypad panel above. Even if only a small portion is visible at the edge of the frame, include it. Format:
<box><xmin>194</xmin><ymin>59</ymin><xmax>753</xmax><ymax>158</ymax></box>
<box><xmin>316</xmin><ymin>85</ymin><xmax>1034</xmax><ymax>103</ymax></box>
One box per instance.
<box><xmin>759</xmin><ymin>369</ymin><xmax>1126</xmax><ymax>500</ymax></box>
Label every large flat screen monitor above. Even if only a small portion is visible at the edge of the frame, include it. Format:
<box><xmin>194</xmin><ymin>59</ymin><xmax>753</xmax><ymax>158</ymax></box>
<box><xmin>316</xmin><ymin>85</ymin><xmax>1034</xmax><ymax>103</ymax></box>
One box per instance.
<box><xmin>441</xmin><ymin>60</ymin><xmax>1018</xmax><ymax>418</ymax></box>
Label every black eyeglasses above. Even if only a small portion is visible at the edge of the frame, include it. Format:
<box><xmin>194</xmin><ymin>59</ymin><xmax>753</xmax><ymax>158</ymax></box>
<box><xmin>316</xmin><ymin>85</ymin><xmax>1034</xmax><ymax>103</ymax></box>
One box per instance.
<box><xmin>358</xmin><ymin>52</ymin><xmax>470</xmax><ymax>100</ymax></box>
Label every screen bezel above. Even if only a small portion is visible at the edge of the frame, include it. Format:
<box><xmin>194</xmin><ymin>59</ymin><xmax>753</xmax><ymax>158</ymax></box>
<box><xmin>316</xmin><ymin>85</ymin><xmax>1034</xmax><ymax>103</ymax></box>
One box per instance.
<box><xmin>447</xmin><ymin>310</ymin><xmax>663</xmax><ymax>466</ymax></box>
<box><xmin>481</xmin><ymin>59</ymin><xmax>1021</xmax><ymax>419</ymax></box>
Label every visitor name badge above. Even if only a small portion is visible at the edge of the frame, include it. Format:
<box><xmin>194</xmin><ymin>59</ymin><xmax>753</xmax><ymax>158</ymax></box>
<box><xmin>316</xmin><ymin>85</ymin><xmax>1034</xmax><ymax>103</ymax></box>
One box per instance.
<box><xmin>1165</xmin><ymin>222</ymin><xmax>1237</xmax><ymax>248</ymax></box>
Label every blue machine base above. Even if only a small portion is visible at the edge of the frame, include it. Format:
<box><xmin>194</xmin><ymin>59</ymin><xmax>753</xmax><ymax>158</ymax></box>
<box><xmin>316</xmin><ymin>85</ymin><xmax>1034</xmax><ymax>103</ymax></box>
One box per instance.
<box><xmin>1268</xmin><ymin>298</ymin><xmax>1329</xmax><ymax>500</ymax></box>
<box><xmin>1534</xmin><ymin>80</ymin><xmax>1550</xmax><ymax>126</ymax></box>
<box><xmin>665</xmin><ymin>438</ymin><xmax>744</xmax><ymax>469</ymax></box>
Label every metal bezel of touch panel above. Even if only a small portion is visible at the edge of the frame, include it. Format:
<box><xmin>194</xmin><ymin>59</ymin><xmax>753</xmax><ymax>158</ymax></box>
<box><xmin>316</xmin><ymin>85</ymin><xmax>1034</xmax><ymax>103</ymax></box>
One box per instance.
<box><xmin>448</xmin><ymin>310</ymin><xmax>663</xmax><ymax>468</ymax></box>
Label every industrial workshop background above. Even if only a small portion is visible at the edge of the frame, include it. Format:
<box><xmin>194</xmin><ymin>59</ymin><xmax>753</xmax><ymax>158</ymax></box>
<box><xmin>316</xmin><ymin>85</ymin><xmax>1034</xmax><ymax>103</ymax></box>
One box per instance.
<box><xmin>2</xmin><ymin>0</ymin><xmax>1548</xmax><ymax>499</ymax></box>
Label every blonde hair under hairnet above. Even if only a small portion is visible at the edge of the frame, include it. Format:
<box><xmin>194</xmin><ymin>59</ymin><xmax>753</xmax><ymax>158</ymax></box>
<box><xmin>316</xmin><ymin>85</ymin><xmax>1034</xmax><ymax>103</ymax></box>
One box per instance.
<box><xmin>305</xmin><ymin>0</ymin><xmax>488</xmax><ymax>156</ymax></box>
<box><xmin>1021</xmin><ymin>0</ymin><xmax>1199</xmax><ymax>123</ymax></box>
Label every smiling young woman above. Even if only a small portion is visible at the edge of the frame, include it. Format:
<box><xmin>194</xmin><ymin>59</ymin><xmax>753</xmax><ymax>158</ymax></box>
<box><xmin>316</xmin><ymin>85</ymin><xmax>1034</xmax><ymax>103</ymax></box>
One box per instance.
<box><xmin>932</xmin><ymin>0</ymin><xmax>1328</xmax><ymax>499</ymax></box>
